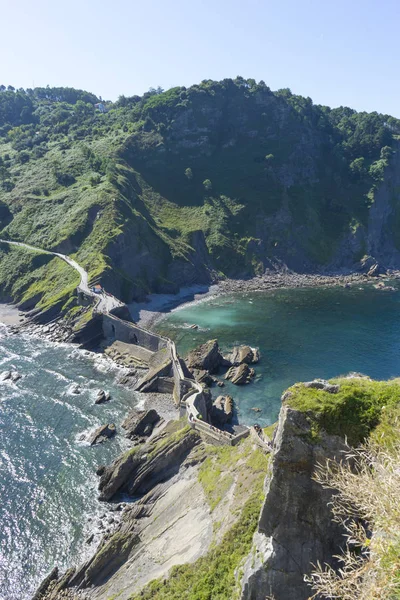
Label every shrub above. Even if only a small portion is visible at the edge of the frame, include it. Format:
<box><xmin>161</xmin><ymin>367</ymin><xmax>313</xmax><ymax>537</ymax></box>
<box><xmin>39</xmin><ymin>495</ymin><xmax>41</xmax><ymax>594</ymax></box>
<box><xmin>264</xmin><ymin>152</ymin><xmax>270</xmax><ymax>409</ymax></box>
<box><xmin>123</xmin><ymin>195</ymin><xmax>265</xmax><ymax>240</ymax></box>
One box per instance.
<box><xmin>307</xmin><ymin>429</ymin><xmax>400</xmax><ymax>599</ymax></box>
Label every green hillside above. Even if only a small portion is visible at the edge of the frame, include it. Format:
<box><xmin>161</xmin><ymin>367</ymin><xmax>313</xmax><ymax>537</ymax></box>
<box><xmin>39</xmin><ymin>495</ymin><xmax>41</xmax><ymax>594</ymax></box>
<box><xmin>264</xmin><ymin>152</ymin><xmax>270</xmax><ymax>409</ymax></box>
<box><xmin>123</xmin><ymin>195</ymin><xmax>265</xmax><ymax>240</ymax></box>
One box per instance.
<box><xmin>1</xmin><ymin>79</ymin><xmax>400</xmax><ymax>315</ymax></box>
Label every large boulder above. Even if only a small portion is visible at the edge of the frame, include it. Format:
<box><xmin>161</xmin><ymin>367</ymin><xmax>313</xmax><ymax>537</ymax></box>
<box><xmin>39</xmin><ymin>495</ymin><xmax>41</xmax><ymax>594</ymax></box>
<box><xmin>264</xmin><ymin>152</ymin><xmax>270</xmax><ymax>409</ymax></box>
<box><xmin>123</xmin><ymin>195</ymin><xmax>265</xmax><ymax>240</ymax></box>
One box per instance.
<box><xmin>121</xmin><ymin>409</ymin><xmax>161</xmax><ymax>440</ymax></box>
<box><xmin>88</xmin><ymin>424</ymin><xmax>116</xmax><ymax>445</ymax></box>
<box><xmin>186</xmin><ymin>339</ymin><xmax>224</xmax><ymax>374</ymax></box>
<box><xmin>225</xmin><ymin>363</ymin><xmax>255</xmax><ymax>385</ymax></box>
<box><xmin>226</xmin><ymin>345</ymin><xmax>260</xmax><ymax>366</ymax></box>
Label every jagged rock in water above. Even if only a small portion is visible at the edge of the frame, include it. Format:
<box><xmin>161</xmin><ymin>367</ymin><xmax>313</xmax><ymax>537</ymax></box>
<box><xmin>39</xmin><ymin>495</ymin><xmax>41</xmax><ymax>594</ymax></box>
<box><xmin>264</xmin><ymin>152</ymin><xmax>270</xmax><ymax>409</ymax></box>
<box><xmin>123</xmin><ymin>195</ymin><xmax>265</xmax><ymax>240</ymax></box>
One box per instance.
<box><xmin>70</xmin><ymin>383</ymin><xmax>81</xmax><ymax>394</ymax></box>
<box><xmin>95</xmin><ymin>389</ymin><xmax>111</xmax><ymax>404</ymax></box>
<box><xmin>121</xmin><ymin>409</ymin><xmax>161</xmax><ymax>440</ymax></box>
<box><xmin>303</xmin><ymin>379</ymin><xmax>340</xmax><ymax>393</ymax></box>
<box><xmin>0</xmin><ymin>370</ymin><xmax>22</xmax><ymax>382</ymax></box>
<box><xmin>88</xmin><ymin>424</ymin><xmax>116</xmax><ymax>445</ymax></box>
<box><xmin>186</xmin><ymin>339</ymin><xmax>224</xmax><ymax>374</ymax></box>
<box><xmin>225</xmin><ymin>363</ymin><xmax>255</xmax><ymax>385</ymax></box>
<box><xmin>240</xmin><ymin>405</ymin><xmax>348</xmax><ymax>600</ymax></box>
<box><xmin>226</xmin><ymin>345</ymin><xmax>260</xmax><ymax>366</ymax></box>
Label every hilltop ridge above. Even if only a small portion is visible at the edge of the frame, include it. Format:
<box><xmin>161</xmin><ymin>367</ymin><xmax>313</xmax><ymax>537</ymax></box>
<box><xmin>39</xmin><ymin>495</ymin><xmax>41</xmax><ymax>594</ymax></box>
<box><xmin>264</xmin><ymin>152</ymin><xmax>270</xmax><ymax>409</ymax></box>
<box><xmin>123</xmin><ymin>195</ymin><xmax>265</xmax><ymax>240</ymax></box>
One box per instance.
<box><xmin>1</xmin><ymin>78</ymin><xmax>400</xmax><ymax>318</ymax></box>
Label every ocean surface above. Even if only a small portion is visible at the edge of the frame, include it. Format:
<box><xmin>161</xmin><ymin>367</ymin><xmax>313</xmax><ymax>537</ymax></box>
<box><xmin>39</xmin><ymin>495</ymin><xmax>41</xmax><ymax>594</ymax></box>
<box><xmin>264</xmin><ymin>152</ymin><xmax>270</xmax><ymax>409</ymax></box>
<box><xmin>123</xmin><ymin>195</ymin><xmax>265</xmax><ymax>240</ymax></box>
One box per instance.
<box><xmin>0</xmin><ymin>327</ymin><xmax>141</xmax><ymax>600</ymax></box>
<box><xmin>156</xmin><ymin>282</ymin><xmax>400</xmax><ymax>427</ymax></box>
<box><xmin>3</xmin><ymin>282</ymin><xmax>400</xmax><ymax>599</ymax></box>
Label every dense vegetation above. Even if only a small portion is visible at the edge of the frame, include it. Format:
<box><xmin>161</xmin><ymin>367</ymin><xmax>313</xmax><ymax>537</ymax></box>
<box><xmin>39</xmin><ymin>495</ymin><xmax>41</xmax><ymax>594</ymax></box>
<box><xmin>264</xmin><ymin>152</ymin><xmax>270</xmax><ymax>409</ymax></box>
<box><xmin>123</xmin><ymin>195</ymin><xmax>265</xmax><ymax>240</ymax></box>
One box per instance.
<box><xmin>1</xmin><ymin>79</ymin><xmax>400</xmax><ymax>315</ymax></box>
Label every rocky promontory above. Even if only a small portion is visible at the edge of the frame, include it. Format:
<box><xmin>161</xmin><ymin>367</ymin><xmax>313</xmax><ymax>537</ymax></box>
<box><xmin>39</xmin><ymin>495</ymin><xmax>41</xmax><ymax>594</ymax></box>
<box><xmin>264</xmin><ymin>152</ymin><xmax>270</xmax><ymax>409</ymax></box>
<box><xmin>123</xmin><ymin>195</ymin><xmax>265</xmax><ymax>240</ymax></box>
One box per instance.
<box><xmin>34</xmin><ymin>375</ymin><xmax>400</xmax><ymax>600</ymax></box>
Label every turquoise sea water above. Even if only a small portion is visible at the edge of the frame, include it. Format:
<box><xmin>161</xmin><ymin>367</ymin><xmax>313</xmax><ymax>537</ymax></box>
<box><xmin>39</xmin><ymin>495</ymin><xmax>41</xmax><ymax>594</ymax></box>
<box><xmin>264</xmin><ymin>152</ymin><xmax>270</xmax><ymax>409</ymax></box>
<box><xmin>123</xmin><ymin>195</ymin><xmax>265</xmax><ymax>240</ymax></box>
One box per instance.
<box><xmin>0</xmin><ymin>328</ymin><xmax>140</xmax><ymax>600</ymax></box>
<box><xmin>156</xmin><ymin>283</ymin><xmax>400</xmax><ymax>427</ymax></box>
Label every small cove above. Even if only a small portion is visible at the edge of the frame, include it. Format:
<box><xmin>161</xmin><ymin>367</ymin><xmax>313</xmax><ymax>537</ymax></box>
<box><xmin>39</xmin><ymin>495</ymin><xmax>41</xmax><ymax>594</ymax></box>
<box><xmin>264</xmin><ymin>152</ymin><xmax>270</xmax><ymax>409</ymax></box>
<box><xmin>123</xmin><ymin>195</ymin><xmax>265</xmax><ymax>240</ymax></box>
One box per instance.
<box><xmin>155</xmin><ymin>282</ymin><xmax>400</xmax><ymax>427</ymax></box>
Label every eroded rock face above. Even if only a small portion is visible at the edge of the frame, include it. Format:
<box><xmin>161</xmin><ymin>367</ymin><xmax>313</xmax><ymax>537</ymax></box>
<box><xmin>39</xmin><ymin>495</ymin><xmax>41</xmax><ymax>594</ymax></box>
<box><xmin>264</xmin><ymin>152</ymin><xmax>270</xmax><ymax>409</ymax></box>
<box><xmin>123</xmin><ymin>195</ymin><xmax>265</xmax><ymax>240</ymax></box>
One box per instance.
<box><xmin>240</xmin><ymin>405</ymin><xmax>348</xmax><ymax>600</ymax></box>
<box><xmin>186</xmin><ymin>339</ymin><xmax>224</xmax><ymax>374</ymax></box>
<box><xmin>121</xmin><ymin>409</ymin><xmax>161</xmax><ymax>441</ymax></box>
<box><xmin>225</xmin><ymin>363</ymin><xmax>255</xmax><ymax>385</ymax></box>
<box><xmin>98</xmin><ymin>422</ymin><xmax>200</xmax><ymax>501</ymax></box>
<box><xmin>226</xmin><ymin>345</ymin><xmax>260</xmax><ymax>366</ymax></box>
<box><xmin>211</xmin><ymin>395</ymin><xmax>234</xmax><ymax>425</ymax></box>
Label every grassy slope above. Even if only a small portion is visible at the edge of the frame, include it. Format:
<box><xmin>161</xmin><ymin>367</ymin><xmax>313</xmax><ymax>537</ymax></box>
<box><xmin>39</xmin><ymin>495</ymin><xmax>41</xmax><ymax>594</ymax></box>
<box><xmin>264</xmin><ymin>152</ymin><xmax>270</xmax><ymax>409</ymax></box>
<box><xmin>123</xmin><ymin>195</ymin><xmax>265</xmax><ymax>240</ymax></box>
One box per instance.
<box><xmin>284</xmin><ymin>377</ymin><xmax>400</xmax><ymax>446</ymax></box>
<box><xmin>1</xmin><ymin>80</ymin><xmax>399</xmax><ymax>315</ymax></box>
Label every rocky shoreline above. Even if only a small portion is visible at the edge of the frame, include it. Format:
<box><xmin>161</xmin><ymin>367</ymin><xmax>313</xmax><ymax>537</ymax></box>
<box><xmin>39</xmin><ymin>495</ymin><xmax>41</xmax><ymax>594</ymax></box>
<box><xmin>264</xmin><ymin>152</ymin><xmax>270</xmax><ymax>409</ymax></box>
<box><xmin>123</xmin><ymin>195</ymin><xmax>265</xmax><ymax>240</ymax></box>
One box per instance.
<box><xmin>217</xmin><ymin>269</ymin><xmax>400</xmax><ymax>294</ymax></box>
<box><xmin>133</xmin><ymin>269</ymin><xmax>400</xmax><ymax>329</ymax></box>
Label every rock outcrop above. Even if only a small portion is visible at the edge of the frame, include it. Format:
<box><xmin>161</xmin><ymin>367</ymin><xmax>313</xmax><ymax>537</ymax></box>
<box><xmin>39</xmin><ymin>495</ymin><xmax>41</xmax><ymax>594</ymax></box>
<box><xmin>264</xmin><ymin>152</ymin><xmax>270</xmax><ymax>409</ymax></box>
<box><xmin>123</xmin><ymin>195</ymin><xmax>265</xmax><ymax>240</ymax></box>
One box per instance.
<box><xmin>121</xmin><ymin>409</ymin><xmax>161</xmax><ymax>441</ymax></box>
<box><xmin>0</xmin><ymin>370</ymin><xmax>22</xmax><ymax>382</ymax></box>
<box><xmin>98</xmin><ymin>421</ymin><xmax>200</xmax><ymax>501</ymax></box>
<box><xmin>303</xmin><ymin>379</ymin><xmax>340</xmax><ymax>393</ymax></box>
<box><xmin>211</xmin><ymin>395</ymin><xmax>234</xmax><ymax>425</ymax></box>
<box><xmin>226</xmin><ymin>345</ymin><xmax>260</xmax><ymax>366</ymax></box>
<box><xmin>186</xmin><ymin>339</ymin><xmax>224</xmax><ymax>374</ymax></box>
<box><xmin>225</xmin><ymin>363</ymin><xmax>255</xmax><ymax>385</ymax></box>
<box><xmin>95</xmin><ymin>390</ymin><xmax>111</xmax><ymax>404</ymax></box>
<box><xmin>240</xmin><ymin>404</ymin><xmax>348</xmax><ymax>600</ymax></box>
<box><xmin>88</xmin><ymin>424</ymin><xmax>116</xmax><ymax>445</ymax></box>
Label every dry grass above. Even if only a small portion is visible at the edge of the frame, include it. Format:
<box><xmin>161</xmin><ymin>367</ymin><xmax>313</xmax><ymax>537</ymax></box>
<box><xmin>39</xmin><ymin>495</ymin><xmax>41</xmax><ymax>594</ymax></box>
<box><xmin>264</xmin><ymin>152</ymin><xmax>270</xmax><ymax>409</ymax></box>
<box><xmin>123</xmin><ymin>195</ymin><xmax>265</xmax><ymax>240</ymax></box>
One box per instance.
<box><xmin>306</xmin><ymin>432</ymin><xmax>400</xmax><ymax>599</ymax></box>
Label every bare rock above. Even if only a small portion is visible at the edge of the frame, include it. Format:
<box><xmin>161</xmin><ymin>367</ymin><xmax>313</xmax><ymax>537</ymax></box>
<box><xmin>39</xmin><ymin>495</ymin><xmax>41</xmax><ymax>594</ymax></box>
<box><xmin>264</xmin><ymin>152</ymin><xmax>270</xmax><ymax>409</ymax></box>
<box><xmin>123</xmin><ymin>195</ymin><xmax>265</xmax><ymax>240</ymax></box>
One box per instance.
<box><xmin>211</xmin><ymin>395</ymin><xmax>234</xmax><ymax>424</ymax></box>
<box><xmin>186</xmin><ymin>339</ymin><xmax>224</xmax><ymax>374</ymax></box>
<box><xmin>121</xmin><ymin>409</ymin><xmax>161</xmax><ymax>440</ymax></box>
<box><xmin>95</xmin><ymin>390</ymin><xmax>111</xmax><ymax>404</ymax></box>
<box><xmin>98</xmin><ymin>421</ymin><xmax>200</xmax><ymax>501</ymax></box>
<box><xmin>240</xmin><ymin>405</ymin><xmax>349</xmax><ymax>600</ymax></box>
<box><xmin>226</xmin><ymin>345</ymin><xmax>260</xmax><ymax>366</ymax></box>
<box><xmin>225</xmin><ymin>363</ymin><xmax>255</xmax><ymax>385</ymax></box>
<box><xmin>303</xmin><ymin>379</ymin><xmax>340</xmax><ymax>394</ymax></box>
<box><xmin>0</xmin><ymin>370</ymin><xmax>11</xmax><ymax>381</ymax></box>
<box><xmin>88</xmin><ymin>424</ymin><xmax>116</xmax><ymax>445</ymax></box>
<box><xmin>191</xmin><ymin>369</ymin><xmax>214</xmax><ymax>386</ymax></box>
<box><xmin>367</xmin><ymin>263</ymin><xmax>385</xmax><ymax>277</ymax></box>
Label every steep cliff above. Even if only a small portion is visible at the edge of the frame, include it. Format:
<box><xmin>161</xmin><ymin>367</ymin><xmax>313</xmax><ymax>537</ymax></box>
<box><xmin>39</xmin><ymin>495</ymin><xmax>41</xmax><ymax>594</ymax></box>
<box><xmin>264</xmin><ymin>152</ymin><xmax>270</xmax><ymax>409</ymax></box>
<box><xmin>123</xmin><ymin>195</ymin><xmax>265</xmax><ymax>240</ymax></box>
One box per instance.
<box><xmin>240</xmin><ymin>405</ymin><xmax>347</xmax><ymax>600</ymax></box>
<box><xmin>240</xmin><ymin>376</ymin><xmax>400</xmax><ymax>600</ymax></box>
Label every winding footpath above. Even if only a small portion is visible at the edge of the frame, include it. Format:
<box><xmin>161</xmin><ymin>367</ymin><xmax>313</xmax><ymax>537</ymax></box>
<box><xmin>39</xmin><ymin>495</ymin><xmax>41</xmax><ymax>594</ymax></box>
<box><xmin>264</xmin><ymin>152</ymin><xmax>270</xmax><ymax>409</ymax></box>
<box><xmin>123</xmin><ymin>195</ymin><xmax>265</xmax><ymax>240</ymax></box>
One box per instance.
<box><xmin>0</xmin><ymin>238</ymin><xmax>122</xmax><ymax>313</ymax></box>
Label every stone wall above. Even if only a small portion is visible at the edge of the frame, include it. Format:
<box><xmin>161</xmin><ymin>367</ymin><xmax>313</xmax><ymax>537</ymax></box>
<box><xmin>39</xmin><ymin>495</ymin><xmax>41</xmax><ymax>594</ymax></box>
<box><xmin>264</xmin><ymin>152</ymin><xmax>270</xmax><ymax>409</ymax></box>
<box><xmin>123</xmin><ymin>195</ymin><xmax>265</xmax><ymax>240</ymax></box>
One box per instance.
<box><xmin>102</xmin><ymin>314</ymin><xmax>168</xmax><ymax>353</ymax></box>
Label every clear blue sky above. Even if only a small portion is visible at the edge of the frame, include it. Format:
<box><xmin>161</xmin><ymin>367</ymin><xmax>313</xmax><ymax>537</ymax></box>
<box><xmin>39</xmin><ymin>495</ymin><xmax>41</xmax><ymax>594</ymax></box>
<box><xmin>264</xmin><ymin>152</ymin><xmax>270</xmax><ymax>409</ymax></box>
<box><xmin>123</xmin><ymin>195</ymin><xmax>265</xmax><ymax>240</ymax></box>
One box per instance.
<box><xmin>2</xmin><ymin>0</ymin><xmax>400</xmax><ymax>116</ymax></box>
